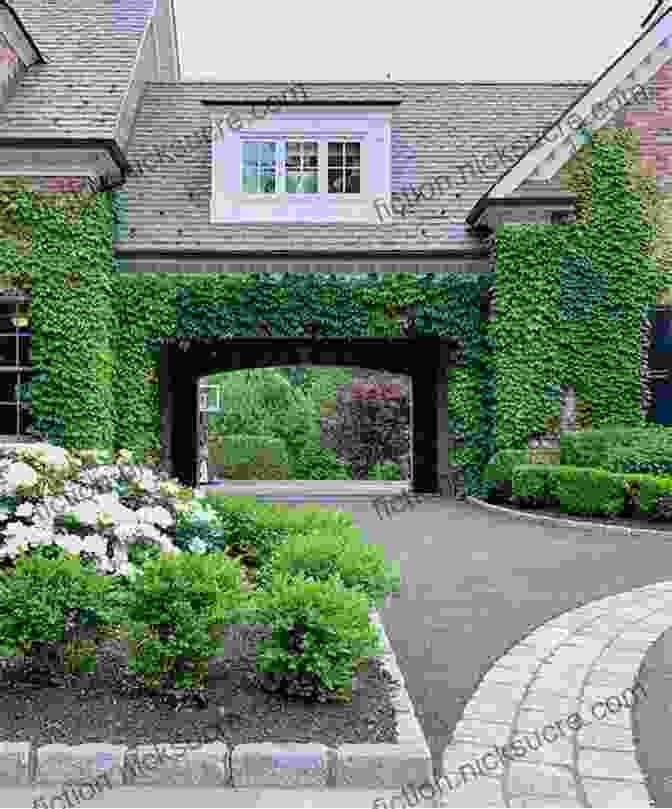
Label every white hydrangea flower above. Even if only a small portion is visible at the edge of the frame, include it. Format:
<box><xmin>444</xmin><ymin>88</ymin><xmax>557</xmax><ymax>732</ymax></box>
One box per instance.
<box><xmin>5</xmin><ymin>462</ymin><xmax>38</xmax><ymax>494</ymax></box>
<box><xmin>68</xmin><ymin>501</ymin><xmax>101</xmax><ymax>526</ymax></box>
<box><xmin>31</xmin><ymin>446</ymin><xmax>72</xmax><ymax>471</ymax></box>
<box><xmin>135</xmin><ymin>505</ymin><xmax>173</xmax><ymax>528</ymax></box>
<box><xmin>15</xmin><ymin>502</ymin><xmax>34</xmax><ymax>519</ymax></box>
<box><xmin>113</xmin><ymin>523</ymin><xmax>138</xmax><ymax>541</ymax></box>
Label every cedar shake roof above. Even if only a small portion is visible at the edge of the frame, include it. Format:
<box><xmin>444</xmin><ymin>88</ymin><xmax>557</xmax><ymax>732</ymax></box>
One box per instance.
<box><xmin>118</xmin><ymin>80</ymin><xmax>589</xmax><ymax>254</ymax></box>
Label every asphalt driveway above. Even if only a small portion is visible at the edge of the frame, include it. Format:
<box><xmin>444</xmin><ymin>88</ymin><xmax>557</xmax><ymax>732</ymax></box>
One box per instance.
<box><xmin>336</xmin><ymin>496</ymin><xmax>672</xmax><ymax>777</ymax></box>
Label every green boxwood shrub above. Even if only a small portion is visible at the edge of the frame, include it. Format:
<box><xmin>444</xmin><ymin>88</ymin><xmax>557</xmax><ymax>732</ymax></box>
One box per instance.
<box><xmin>289</xmin><ymin>443</ymin><xmax>353</xmax><ymax>480</ymax></box>
<box><xmin>0</xmin><ymin>554</ymin><xmax>118</xmax><ymax>672</ymax></box>
<box><xmin>511</xmin><ymin>464</ymin><xmax>557</xmax><ymax>507</ymax></box>
<box><xmin>559</xmin><ymin>427</ymin><xmax>672</xmax><ymax>475</ymax></box>
<box><xmin>125</xmin><ymin>551</ymin><xmax>249</xmax><ymax>688</ymax></box>
<box><xmin>209</xmin><ymin>435</ymin><xmax>290</xmax><ymax>480</ymax></box>
<box><xmin>253</xmin><ymin>572</ymin><xmax>383</xmax><ymax>700</ymax></box>
<box><xmin>602</xmin><ymin>430</ymin><xmax>672</xmax><ymax>477</ymax></box>
<box><xmin>484</xmin><ymin>449</ymin><xmax>530</xmax><ymax>500</ymax></box>
<box><xmin>368</xmin><ymin>461</ymin><xmax>402</xmax><ymax>481</ymax></box>
<box><xmin>553</xmin><ymin>466</ymin><xmax>624</xmax><ymax>517</ymax></box>
<box><xmin>199</xmin><ymin>495</ymin><xmax>291</xmax><ymax>567</ymax></box>
<box><xmin>256</xmin><ymin>526</ymin><xmax>401</xmax><ymax>607</ymax></box>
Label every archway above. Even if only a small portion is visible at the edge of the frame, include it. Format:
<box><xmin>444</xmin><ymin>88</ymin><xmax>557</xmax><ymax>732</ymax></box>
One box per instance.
<box><xmin>201</xmin><ymin>364</ymin><xmax>413</xmax><ymax>484</ymax></box>
<box><xmin>159</xmin><ymin>335</ymin><xmax>462</xmax><ymax>494</ymax></box>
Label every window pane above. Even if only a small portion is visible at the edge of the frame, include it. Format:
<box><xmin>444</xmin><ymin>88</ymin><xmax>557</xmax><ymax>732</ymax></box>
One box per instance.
<box><xmin>259</xmin><ymin>142</ymin><xmax>276</xmax><ymax>163</ymax></box>
<box><xmin>345</xmin><ymin>170</ymin><xmax>360</xmax><ymax>193</ymax></box>
<box><xmin>328</xmin><ymin>143</ymin><xmax>344</xmax><ymax>166</ymax></box>
<box><xmin>242</xmin><ymin>142</ymin><xmax>277</xmax><ymax>193</ymax></box>
<box><xmin>328</xmin><ymin>170</ymin><xmax>343</xmax><ymax>192</ymax></box>
<box><xmin>0</xmin><ymin>404</ymin><xmax>16</xmax><ymax>435</ymax></box>
<box><xmin>242</xmin><ymin>173</ymin><xmax>259</xmax><ymax>193</ymax></box>
<box><xmin>0</xmin><ymin>335</ymin><xmax>15</xmax><ymax>366</ymax></box>
<box><xmin>286</xmin><ymin>142</ymin><xmax>319</xmax><ymax>194</ymax></box>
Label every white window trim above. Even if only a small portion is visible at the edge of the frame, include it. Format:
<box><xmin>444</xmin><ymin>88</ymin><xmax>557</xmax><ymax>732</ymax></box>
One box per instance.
<box><xmin>210</xmin><ymin>107</ymin><xmax>393</xmax><ymax>224</ymax></box>
<box><xmin>238</xmin><ymin>136</ymin><xmax>365</xmax><ymax>202</ymax></box>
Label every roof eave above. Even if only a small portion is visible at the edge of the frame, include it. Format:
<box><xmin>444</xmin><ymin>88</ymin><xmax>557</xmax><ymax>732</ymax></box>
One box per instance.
<box><xmin>466</xmin><ymin>7</ymin><xmax>672</xmax><ymax>225</ymax></box>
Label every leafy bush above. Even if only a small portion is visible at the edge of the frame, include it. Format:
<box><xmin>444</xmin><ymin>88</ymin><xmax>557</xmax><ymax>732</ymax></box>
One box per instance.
<box><xmin>208</xmin><ymin>435</ymin><xmax>290</xmax><ymax>480</ymax></box>
<box><xmin>484</xmin><ymin>450</ymin><xmax>529</xmax><ymax>501</ymax></box>
<box><xmin>553</xmin><ymin>467</ymin><xmax>624</xmax><ymax>517</ymax></box>
<box><xmin>207</xmin><ymin>369</ymin><xmax>319</xmax><ymax>471</ymax></box>
<box><xmin>257</xmin><ymin>526</ymin><xmax>401</xmax><ymax>607</ymax></box>
<box><xmin>198</xmin><ymin>495</ymin><xmax>290</xmax><ymax>567</ymax></box>
<box><xmin>603</xmin><ymin>430</ymin><xmax>672</xmax><ymax>477</ymax></box>
<box><xmin>289</xmin><ymin>443</ymin><xmax>353</xmax><ymax>479</ymax></box>
<box><xmin>125</xmin><ymin>551</ymin><xmax>248</xmax><ymax>688</ymax></box>
<box><xmin>173</xmin><ymin>502</ymin><xmax>228</xmax><ymax>554</ymax></box>
<box><xmin>0</xmin><ymin>555</ymin><xmax>118</xmax><ymax>672</ymax></box>
<box><xmin>322</xmin><ymin>382</ymin><xmax>410</xmax><ymax>479</ymax></box>
<box><xmin>253</xmin><ymin>572</ymin><xmax>383</xmax><ymax>700</ymax></box>
<box><xmin>368</xmin><ymin>462</ymin><xmax>402</xmax><ymax>481</ymax></box>
<box><xmin>511</xmin><ymin>464</ymin><xmax>557</xmax><ymax>507</ymax></box>
<box><xmin>558</xmin><ymin>426</ymin><xmax>672</xmax><ymax>473</ymax></box>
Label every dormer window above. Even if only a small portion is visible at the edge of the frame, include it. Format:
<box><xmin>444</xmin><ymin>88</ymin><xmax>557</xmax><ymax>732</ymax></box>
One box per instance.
<box><xmin>211</xmin><ymin>106</ymin><xmax>394</xmax><ymax>223</ymax></box>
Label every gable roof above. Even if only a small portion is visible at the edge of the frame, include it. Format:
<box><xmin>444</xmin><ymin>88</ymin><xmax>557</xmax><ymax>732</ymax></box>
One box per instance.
<box><xmin>0</xmin><ymin>0</ymin><xmax>156</xmax><ymax>139</ymax></box>
<box><xmin>467</xmin><ymin>6</ymin><xmax>672</xmax><ymax>224</ymax></box>
<box><xmin>117</xmin><ymin>80</ymin><xmax>588</xmax><ymax>256</ymax></box>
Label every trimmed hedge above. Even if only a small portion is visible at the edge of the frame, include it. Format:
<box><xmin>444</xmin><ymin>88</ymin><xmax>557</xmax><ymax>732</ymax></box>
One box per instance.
<box><xmin>208</xmin><ymin>435</ymin><xmax>289</xmax><ymax>479</ymax></box>
<box><xmin>559</xmin><ymin>427</ymin><xmax>672</xmax><ymax>476</ymax></box>
<box><xmin>511</xmin><ymin>463</ymin><xmax>672</xmax><ymax>517</ymax></box>
<box><xmin>484</xmin><ymin>449</ymin><xmax>530</xmax><ymax>500</ymax></box>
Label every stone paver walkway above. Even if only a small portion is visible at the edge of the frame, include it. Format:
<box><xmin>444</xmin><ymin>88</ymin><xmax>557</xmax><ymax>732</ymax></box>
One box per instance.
<box><xmin>439</xmin><ymin>580</ymin><xmax>672</xmax><ymax>807</ymax></box>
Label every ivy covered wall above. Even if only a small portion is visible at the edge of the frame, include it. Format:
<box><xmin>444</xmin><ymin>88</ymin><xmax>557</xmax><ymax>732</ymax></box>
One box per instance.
<box><xmin>492</xmin><ymin>129</ymin><xmax>668</xmax><ymax>452</ymax></box>
<box><xmin>0</xmin><ymin>125</ymin><xmax>666</xmax><ymax>496</ymax></box>
<box><xmin>0</xmin><ymin>182</ymin><xmax>494</xmax><ymax>491</ymax></box>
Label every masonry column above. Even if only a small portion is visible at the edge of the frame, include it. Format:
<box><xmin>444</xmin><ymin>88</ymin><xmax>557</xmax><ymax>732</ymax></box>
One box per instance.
<box><xmin>172</xmin><ymin>363</ymin><xmax>199</xmax><ymax>488</ymax></box>
<box><xmin>436</xmin><ymin>339</ymin><xmax>454</xmax><ymax>497</ymax></box>
<box><xmin>411</xmin><ymin>338</ymin><xmax>439</xmax><ymax>494</ymax></box>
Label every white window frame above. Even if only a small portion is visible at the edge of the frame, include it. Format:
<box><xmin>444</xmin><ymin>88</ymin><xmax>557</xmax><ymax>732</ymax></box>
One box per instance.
<box><xmin>210</xmin><ymin>107</ymin><xmax>393</xmax><ymax>224</ymax></box>
<box><xmin>238</xmin><ymin>136</ymin><xmax>366</xmax><ymax>203</ymax></box>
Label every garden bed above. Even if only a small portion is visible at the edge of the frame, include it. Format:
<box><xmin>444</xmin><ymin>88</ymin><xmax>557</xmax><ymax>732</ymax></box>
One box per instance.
<box><xmin>0</xmin><ymin>621</ymin><xmax>398</xmax><ymax>749</ymax></box>
<box><xmin>0</xmin><ymin>443</ymin><xmax>404</xmax><ymax>754</ymax></box>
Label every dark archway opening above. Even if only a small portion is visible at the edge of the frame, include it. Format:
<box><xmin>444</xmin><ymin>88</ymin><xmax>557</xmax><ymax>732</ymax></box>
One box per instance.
<box><xmin>160</xmin><ymin>336</ymin><xmax>461</xmax><ymax>494</ymax></box>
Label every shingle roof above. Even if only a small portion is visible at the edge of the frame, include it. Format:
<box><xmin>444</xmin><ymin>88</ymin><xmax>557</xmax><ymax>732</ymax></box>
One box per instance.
<box><xmin>117</xmin><ymin>81</ymin><xmax>589</xmax><ymax>254</ymax></box>
<box><xmin>0</xmin><ymin>0</ymin><xmax>153</xmax><ymax>138</ymax></box>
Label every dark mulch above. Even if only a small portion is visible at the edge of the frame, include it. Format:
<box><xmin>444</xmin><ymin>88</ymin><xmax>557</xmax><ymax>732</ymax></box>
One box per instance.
<box><xmin>0</xmin><ymin>624</ymin><xmax>398</xmax><ymax>749</ymax></box>
<box><xmin>489</xmin><ymin>499</ymin><xmax>672</xmax><ymax>535</ymax></box>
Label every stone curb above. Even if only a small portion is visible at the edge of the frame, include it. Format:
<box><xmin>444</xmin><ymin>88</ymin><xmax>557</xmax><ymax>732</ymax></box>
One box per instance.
<box><xmin>439</xmin><ymin>580</ymin><xmax>672</xmax><ymax>807</ymax></box>
<box><xmin>4</xmin><ymin>611</ymin><xmax>432</xmax><ymax>796</ymax></box>
<box><xmin>466</xmin><ymin>496</ymin><xmax>672</xmax><ymax>539</ymax></box>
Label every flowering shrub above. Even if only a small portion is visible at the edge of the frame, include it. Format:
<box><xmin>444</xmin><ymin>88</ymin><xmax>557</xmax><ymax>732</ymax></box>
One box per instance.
<box><xmin>350</xmin><ymin>382</ymin><xmax>403</xmax><ymax>401</ymax></box>
<box><xmin>0</xmin><ymin>443</ymin><xmax>192</xmax><ymax>578</ymax></box>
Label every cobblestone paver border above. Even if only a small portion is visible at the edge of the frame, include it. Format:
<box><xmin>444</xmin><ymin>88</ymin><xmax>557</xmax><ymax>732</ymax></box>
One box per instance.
<box><xmin>438</xmin><ymin>580</ymin><xmax>672</xmax><ymax>807</ymax></box>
